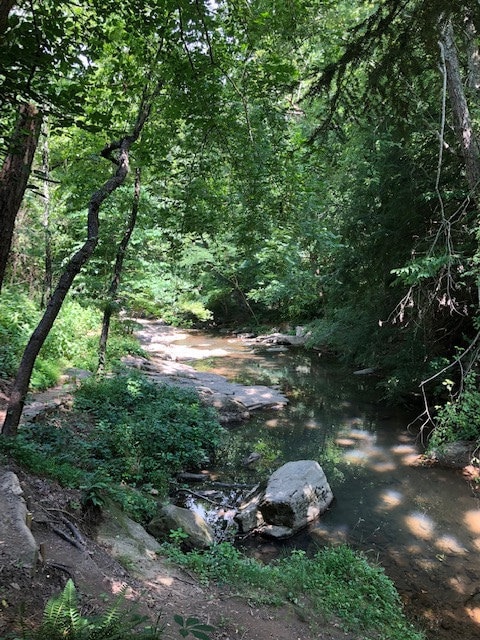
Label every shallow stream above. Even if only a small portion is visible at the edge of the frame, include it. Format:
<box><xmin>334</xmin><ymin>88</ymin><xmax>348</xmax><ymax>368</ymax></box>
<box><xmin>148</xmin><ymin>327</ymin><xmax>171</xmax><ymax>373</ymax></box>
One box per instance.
<box><xmin>165</xmin><ymin>328</ymin><xmax>480</xmax><ymax>639</ymax></box>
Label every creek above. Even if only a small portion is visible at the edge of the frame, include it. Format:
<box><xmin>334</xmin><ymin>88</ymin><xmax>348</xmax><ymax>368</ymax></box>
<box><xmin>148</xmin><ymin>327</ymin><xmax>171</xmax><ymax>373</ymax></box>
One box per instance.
<box><xmin>147</xmin><ymin>325</ymin><xmax>480</xmax><ymax>640</ymax></box>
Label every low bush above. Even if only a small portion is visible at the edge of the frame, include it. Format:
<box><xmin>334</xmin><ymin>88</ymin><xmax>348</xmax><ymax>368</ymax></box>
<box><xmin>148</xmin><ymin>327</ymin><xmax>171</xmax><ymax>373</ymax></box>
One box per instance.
<box><xmin>161</xmin><ymin>542</ymin><xmax>423</xmax><ymax>640</ymax></box>
<box><xmin>2</xmin><ymin>372</ymin><xmax>224</xmax><ymax>523</ymax></box>
<box><xmin>429</xmin><ymin>371</ymin><xmax>480</xmax><ymax>449</ymax></box>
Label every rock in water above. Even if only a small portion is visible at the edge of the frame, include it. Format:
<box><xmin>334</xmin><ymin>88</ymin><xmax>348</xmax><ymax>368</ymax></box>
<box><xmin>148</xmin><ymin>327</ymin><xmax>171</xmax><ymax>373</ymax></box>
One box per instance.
<box><xmin>235</xmin><ymin>460</ymin><xmax>333</xmax><ymax>539</ymax></box>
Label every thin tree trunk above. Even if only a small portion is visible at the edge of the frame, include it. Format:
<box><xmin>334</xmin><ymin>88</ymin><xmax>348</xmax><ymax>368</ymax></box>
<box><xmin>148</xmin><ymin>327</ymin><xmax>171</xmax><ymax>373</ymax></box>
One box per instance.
<box><xmin>1</xmin><ymin>100</ymin><xmax>152</xmax><ymax>436</ymax></box>
<box><xmin>97</xmin><ymin>167</ymin><xmax>141</xmax><ymax>373</ymax></box>
<box><xmin>0</xmin><ymin>0</ymin><xmax>15</xmax><ymax>37</ymax></box>
<box><xmin>441</xmin><ymin>19</ymin><xmax>480</xmax><ymax>198</ymax></box>
<box><xmin>0</xmin><ymin>103</ymin><xmax>41</xmax><ymax>292</ymax></box>
<box><xmin>41</xmin><ymin>123</ymin><xmax>53</xmax><ymax>308</ymax></box>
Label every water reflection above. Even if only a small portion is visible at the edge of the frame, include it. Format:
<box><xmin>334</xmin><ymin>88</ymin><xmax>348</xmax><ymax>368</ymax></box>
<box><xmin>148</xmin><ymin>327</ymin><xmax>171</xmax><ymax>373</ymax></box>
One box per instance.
<box><xmin>171</xmin><ymin>331</ymin><xmax>480</xmax><ymax>640</ymax></box>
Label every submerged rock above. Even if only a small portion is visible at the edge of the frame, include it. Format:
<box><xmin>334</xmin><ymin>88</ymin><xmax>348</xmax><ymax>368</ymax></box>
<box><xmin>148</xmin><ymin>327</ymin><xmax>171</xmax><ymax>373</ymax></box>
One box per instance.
<box><xmin>235</xmin><ymin>460</ymin><xmax>333</xmax><ymax>539</ymax></box>
<box><xmin>427</xmin><ymin>441</ymin><xmax>476</xmax><ymax>469</ymax></box>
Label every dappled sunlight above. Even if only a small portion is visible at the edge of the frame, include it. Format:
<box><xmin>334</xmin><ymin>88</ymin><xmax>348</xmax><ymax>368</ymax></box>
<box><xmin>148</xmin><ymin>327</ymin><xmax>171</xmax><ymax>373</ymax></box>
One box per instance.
<box><xmin>295</xmin><ymin>365</ymin><xmax>311</xmax><ymax>374</ymax></box>
<box><xmin>405</xmin><ymin>511</ymin><xmax>435</xmax><ymax>540</ymax></box>
<box><xmin>265</xmin><ymin>417</ymin><xmax>280</xmax><ymax>428</ymax></box>
<box><xmin>435</xmin><ymin>535</ymin><xmax>467</xmax><ymax>555</ymax></box>
<box><xmin>464</xmin><ymin>509</ymin><xmax>480</xmax><ymax>535</ymax></box>
<box><xmin>415</xmin><ymin>558</ymin><xmax>437</xmax><ymax>572</ymax></box>
<box><xmin>370</xmin><ymin>459</ymin><xmax>396</xmax><ymax>472</ymax></box>
<box><xmin>472</xmin><ymin>537</ymin><xmax>480</xmax><ymax>551</ymax></box>
<box><xmin>335</xmin><ymin>437</ymin><xmax>356</xmax><ymax>447</ymax></box>
<box><xmin>466</xmin><ymin>604</ymin><xmax>480</xmax><ymax>626</ymax></box>
<box><xmin>390</xmin><ymin>443</ymin><xmax>422</xmax><ymax>467</ymax></box>
<box><xmin>448</xmin><ymin>576</ymin><xmax>468</xmax><ymax>594</ymax></box>
<box><xmin>338</xmin><ymin>426</ymin><xmax>396</xmax><ymax>472</ymax></box>
<box><xmin>110</xmin><ymin>580</ymin><xmax>133</xmax><ymax>596</ymax></box>
<box><xmin>378</xmin><ymin>488</ymin><xmax>403</xmax><ymax>510</ymax></box>
<box><xmin>147</xmin><ymin>575</ymin><xmax>175</xmax><ymax>587</ymax></box>
<box><xmin>311</xmin><ymin>522</ymin><xmax>349</xmax><ymax>544</ymax></box>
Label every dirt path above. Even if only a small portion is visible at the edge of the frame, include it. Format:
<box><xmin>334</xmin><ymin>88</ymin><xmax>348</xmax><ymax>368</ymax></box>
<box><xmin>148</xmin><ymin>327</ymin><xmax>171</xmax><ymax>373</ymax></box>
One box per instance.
<box><xmin>0</xmin><ymin>461</ymin><xmax>357</xmax><ymax>640</ymax></box>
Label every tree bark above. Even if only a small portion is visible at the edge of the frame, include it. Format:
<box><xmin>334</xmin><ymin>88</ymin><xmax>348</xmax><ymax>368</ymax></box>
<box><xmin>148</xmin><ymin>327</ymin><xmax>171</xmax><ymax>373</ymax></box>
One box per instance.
<box><xmin>0</xmin><ymin>0</ymin><xmax>15</xmax><ymax>37</ymax></box>
<box><xmin>41</xmin><ymin>123</ymin><xmax>53</xmax><ymax>308</ymax></box>
<box><xmin>97</xmin><ymin>167</ymin><xmax>141</xmax><ymax>373</ymax></box>
<box><xmin>441</xmin><ymin>19</ymin><xmax>480</xmax><ymax>199</ymax></box>
<box><xmin>1</xmin><ymin>100</ymin><xmax>152</xmax><ymax>436</ymax></box>
<box><xmin>0</xmin><ymin>103</ymin><xmax>41</xmax><ymax>292</ymax></box>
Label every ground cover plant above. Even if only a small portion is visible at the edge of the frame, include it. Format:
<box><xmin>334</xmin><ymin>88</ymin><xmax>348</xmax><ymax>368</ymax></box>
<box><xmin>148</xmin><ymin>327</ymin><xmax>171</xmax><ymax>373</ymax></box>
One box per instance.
<box><xmin>161</xmin><ymin>542</ymin><xmax>423</xmax><ymax>640</ymax></box>
<box><xmin>0</xmin><ymin>372</ymin><xmax>224</xmax><ymax>522</ymax></box>
<box><xmin>11</xmin><ymin>578</ymin><xmax>215</xmax><ymax>640</ymax></box>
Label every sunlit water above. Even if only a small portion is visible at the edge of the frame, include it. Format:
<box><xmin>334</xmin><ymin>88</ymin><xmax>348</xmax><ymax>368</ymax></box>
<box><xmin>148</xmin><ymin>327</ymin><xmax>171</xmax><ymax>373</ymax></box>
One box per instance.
<box><xmin>167</xmin><ymin>329</ymin><xmax>480</xmax><ymax>639</ymax></box>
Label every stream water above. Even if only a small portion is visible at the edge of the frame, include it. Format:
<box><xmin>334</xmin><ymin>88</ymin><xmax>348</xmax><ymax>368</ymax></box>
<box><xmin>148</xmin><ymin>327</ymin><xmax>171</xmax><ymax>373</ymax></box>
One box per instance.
<box><xmin>165</xmin><ymin>328</ymin><xmax>480</xmax><ymax>640</ymax></box>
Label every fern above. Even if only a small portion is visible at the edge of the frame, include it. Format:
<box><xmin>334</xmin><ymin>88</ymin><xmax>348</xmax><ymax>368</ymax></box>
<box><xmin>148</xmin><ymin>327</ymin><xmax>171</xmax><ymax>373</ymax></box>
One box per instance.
<box><xmin>19</xmin><ymin>579</ymin><xmax>158</xmax><ymax>640</ymax></box>
<box><xmin>17</xmin><ymin>579</ymin><xmax>213</xmax><ymax>640</ymax></box>
<box><xmin>40</xmin><ymin>579</ymin><xmax>86</xmax><ymax>639</ymax></box>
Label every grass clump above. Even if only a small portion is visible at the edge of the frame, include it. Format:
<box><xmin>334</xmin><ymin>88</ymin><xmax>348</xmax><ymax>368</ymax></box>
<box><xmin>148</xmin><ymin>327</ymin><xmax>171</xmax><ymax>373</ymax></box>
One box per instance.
<box><xmin>161</xmin><ymin>542</ymin><xmax>423</xmax><ymax>640</ymax></box>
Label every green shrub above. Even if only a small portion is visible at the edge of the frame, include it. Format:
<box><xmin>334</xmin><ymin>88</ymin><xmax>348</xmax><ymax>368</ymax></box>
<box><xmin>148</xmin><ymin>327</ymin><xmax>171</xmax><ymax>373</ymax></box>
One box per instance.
<box><xmin>429</xmin><ymin>371</ymin><xmax>480</xmax><ymax>448</ymax></box>
<box><xmin>3</xmin><ymin>372</ymin><xmax>222</xmax><ymax>522</ymax></box>
<box><xmin>75</xmin><ymin>373</ymin><xmax>224</xmax><ymax>485</ymax></box>
<box><xmin>161</xmin><ymin>543</ymin><xmax>423</xmax><ymax>640</ymax></box>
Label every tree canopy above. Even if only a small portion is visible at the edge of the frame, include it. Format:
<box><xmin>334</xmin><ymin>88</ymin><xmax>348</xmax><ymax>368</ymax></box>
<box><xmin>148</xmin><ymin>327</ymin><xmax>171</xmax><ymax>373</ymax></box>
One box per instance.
<box><xmin>2</xmin><ymin>0</ymin><xmax>480</xmax><ymax>445</ymax></box>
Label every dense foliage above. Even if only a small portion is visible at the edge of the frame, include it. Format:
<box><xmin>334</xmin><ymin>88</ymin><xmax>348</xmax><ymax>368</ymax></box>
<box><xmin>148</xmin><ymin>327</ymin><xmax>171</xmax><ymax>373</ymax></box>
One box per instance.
<box><xmin>0</xmin><ymin>373</ymin><xmax>223</xmax><ymax>521</ymax></box>
<box><xmin>1</xmin><ymin>2</ymin><xmax>480</xmax><ymax>457</ymax></box>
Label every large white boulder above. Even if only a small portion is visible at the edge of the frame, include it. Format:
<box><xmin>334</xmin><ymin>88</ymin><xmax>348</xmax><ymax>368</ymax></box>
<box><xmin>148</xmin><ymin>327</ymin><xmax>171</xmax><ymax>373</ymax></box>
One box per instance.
<box><xmin>236</xmin><ymin>460</ymin><xmax>333</xmax><ymax>539</ymax></box>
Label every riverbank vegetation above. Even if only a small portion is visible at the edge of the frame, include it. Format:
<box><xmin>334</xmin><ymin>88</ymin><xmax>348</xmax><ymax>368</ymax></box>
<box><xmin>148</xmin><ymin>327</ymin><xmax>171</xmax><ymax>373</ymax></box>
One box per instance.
<box><xmin>2</xmin><ymin>1</ymin><xmax>480</xmax><ymax>448</ymax></box>
<box><xmin>161</xmin><ymin>542</ymin><xmax>423</xmax><ymax>640</ymax></box>
<box><xmin>0</xmin><ymin>2</ymin><xmax>476</xmax><ymax>635</ymax></box>
<box><xmin>0</xmin><ymin>371</ymin><xmax>424</xmax><ymax>639</ymax></box>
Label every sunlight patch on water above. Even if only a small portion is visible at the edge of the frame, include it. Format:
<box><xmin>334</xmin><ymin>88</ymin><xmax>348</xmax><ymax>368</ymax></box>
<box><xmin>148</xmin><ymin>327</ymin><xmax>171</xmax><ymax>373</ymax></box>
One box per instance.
<box><xmin>464</xmin><ymin>510</ymin><xmax>480</xmax><ymax>535</ymax></box>
<box><xmin>435</xmin><ymin>535</ymin><xmax>467</xmax><ymax>555</ymax></box>
<box><xmin>378</xmin><ymin>489</ymin><xmax>403</xmax><ymax>509</ymax></box>
<box><xmin>466</xmin><ymin>604</ymin><xmax>480</xmax><ymax>625</ymax></box>
<box><xmin>415</xmin><ymin>558</ymin><xmax>437</xmax><ymax>572</ymax></box>
<box><xmin>405</xmin><ymin>511</ymin><xmax>435</xmax><ymax>539</ymax></box>
<box><xmin>343</xmin><ymin>449</ymin><xmax>370</xmax><ymax>464</ymax></box>
<box><xmin>335</xmin><ymin>437</ymin><xmax>356</xmax><ymax>447</ymax></box>
<box><xmin>370</xmin><ymin>460</ymin><xmax>396</xmax><ymax>472</ymax></box>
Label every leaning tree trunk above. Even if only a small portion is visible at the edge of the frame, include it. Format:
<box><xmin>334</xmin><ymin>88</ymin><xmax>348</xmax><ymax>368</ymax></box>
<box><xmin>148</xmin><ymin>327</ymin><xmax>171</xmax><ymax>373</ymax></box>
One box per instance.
<box><xmin>97</xmin><ymin>167</ymin><xmax>141</xmax><ymax>373</ymax></box>
<box><xmin>1</xmin><ymin>100</ymin><xmax>152</xmax><ymax>436</ymax></box>
<box><xmin>441</xmin><ymin>19</ymin><xmax>480</xmax><ymax>200</ymax></box>
<box><xmin>0</xmin><ymin>103</ymin><xmax>41</xmax><ymax>292</ymax></box>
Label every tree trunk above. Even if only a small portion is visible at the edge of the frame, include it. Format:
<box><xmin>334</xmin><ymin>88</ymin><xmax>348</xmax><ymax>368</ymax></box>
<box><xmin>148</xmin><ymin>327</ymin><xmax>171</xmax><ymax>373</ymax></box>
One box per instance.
<box><xmin>41</xmin><ymin>124</ymin><xmax>53</xmax><ymax>308</ymax></box>
<box><xmin>0</xmin><ymin>103</ymin><xmax>41</xmax><ymax>292</ymax></box>
<box><xmin>97</xmin><ymin>167</ymin><xmax>141</xmax><ymax>373</ymax></box>
<box><xmin>441</xmin><ymin>19</ymin><xmax>480</xmax><ymax>199</ymax></box>
<box><xmin>1</xmin><ymin>100</ymin><xmax>152</xmax><ymax>436</ymax></box>
<box><xmin>0</xmin><ymin>0</ymin><xmax>15</xmax><ymax>37</ymax></box>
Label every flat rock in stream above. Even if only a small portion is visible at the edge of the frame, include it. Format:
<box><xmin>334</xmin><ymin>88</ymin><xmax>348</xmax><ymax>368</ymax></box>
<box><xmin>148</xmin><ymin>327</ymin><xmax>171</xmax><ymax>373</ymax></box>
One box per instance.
<box><xmin>122</xmin><ymin>354</ymin><xmax>287</xmax><ymax>412</ymax></box>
